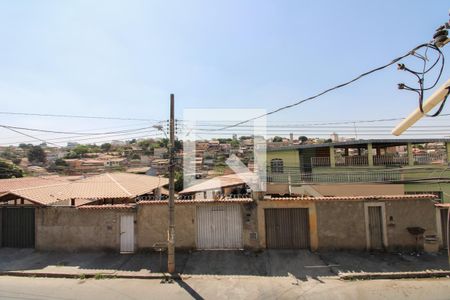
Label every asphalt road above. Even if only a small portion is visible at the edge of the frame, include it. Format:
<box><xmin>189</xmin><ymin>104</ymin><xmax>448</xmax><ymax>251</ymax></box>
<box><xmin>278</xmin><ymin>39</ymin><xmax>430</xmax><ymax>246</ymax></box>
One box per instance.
<box><xmin>1</xmin><ymin>276</ymin><xmax>450</xmax><ymax>300</ymax></box>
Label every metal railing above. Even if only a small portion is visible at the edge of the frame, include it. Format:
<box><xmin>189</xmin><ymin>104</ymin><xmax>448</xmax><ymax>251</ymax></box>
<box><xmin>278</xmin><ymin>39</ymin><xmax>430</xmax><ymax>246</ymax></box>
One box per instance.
<box><xmin>413</xmin><ymin>153</ymin><xmax>448</xmax><ymax>165</ymax></box>
<box><xmin>373</xmin><ymin>155</ymin><xmax>408</xmax><ymax>166</ymax></box>
<box><xmin>311</xmin><ymin>153</ymin><xmax>448</xmax><ymax>167</ymax></box>
<box><xmin>267</xmin><ymin>170</ymin><xmax>401</xmax><ymax>184</ymax></box>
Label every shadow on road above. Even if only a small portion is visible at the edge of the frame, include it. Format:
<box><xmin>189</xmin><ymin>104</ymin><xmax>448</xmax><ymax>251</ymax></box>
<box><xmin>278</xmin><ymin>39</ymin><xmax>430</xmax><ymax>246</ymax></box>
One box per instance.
<box><xmin>0</xmin><ymin>248</ymin><xmax>448</xmax><ymax>279</ymax></box>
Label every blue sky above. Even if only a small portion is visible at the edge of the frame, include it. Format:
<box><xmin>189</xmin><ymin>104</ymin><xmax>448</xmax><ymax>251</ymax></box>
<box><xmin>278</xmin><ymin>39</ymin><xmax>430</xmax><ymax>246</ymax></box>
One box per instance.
<box><xmin>0</xmin><ymin>0</ymin><xmax>449</xmax><ymax>143</ymax></box>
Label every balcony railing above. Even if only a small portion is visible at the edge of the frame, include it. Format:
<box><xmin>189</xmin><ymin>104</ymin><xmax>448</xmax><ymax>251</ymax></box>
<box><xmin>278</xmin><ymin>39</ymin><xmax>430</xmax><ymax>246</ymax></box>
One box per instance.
<box><xmin>267</xmin><ymin>170</ymin><xmax>402</xmax><ymax>184</ymax></box>
<box><xmin>373</xmin><ymin>155</ymin><xmax>408</xmax><ymax>166</ymax></box>
<box><xmin>413</xmin><ymin>153</ymin><xmax>448</xmax><ymax>165</ymax></box>
<box><xmin>310</xmin><ymin>153</ymin><xmax>447</xmax><ymax>167</ymax></box>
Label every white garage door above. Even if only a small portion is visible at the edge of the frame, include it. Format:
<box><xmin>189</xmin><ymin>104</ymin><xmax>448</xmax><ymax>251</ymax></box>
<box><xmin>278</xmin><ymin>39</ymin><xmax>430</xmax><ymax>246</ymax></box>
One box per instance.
<box><xmin>196</xmin><ymin>205</ymin><xmax>243</xmax><ymax>249</ymax></box>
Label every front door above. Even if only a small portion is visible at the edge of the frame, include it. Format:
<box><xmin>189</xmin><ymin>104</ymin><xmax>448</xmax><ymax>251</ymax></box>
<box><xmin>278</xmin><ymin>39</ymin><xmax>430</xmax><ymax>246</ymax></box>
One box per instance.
<box><xmin>441</xmin><ymin>208</ymin><xmax>448</xmax><ymax>250</ymax></box>
<box><xmin>120</xmin><ymin>214</ymin><xmax>135</xmax><ymax>253</ymax></box>
<box><xmin>368</xmin><ymin>206</ymin><xmax>384</xmax><ymax>250</ymax></box>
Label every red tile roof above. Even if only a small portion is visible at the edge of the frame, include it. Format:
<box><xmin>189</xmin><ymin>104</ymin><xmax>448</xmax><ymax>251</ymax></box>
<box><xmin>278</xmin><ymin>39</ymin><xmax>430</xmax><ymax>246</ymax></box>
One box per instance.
<box><xmin>0</xmin><ymin>173</ymin><xmax>169</xmax><ymax>206</ymax></box>
<box><xmin>0</xmin><ymin>176</ymin><xmax>74</xmax><ymax>194</ymax></box>
<box><xmin>267</xmin><ymin>194</ymin><xmax>438</xmax><ymax>202</ymax></box>
<box><xmin>138</xmin><ymin>198</ymin><xmax>253</xmax><ymax>205</ymax></box>
<box><xmin>77</xmin><ymin>204</ymin><xmax>136</xmax><ymax>210</ymax></box>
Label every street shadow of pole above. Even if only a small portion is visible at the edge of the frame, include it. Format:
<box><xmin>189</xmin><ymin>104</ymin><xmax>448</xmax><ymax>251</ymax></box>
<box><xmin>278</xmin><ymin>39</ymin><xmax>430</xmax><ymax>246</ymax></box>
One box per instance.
<box><xmin>175</xmin><ymin>279</ymin><xmax>205</xmax><ymax>300</ymax></box>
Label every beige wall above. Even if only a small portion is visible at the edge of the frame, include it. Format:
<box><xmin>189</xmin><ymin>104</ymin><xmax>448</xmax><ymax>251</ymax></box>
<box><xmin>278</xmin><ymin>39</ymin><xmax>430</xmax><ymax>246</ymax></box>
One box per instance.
<box><xmin>384</xmin><ymin>199</ymin><xmax>437</xmax><ymax>250</ymax></box>
<box><xmin>315</xmin><ymin>199</ymin><xmax>437</xmax><ymax>250</ymax></box>
<box><xmin>137</xmin><ymin>204</ymin><xmax>196</xmax><ymax>250</ymax></box>
<box><xmin>36</xmin><ymin>207</ymin><xmax>130</xmax><ymax>251</ymax></box>
<box><xmin>316</xmin><ymin>201</ymin><xmax>366</xmax><ymax>250</ymax></box>
<box><xmin>137</xmin><ymin>203</ymin><xmax>257</xmax><ymax>250</ymax></box>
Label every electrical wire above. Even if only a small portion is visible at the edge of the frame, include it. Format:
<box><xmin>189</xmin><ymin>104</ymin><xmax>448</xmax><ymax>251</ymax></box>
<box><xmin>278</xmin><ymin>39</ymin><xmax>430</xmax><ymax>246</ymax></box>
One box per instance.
<box><xmin>208</xmin><ymin>42</ymin><xmax>447</xmax><ymax>131</ymax></box>
<box><xmin>0</xmin><ymin>111</ymin><xmax>162</xmax><ymax>122</ymax></box>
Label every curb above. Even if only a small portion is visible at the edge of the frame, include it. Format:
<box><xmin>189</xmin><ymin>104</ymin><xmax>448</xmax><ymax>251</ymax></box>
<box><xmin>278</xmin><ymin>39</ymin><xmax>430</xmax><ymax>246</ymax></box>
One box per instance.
<box><xmin>340</xmin><ymin>271</ymin><xmax>450</xmax><ymax>281</ymax></box>
<box><xmin>0</xmin><ymin>271</ymin><xmax>179</xmax><ymax>280</ymax></box>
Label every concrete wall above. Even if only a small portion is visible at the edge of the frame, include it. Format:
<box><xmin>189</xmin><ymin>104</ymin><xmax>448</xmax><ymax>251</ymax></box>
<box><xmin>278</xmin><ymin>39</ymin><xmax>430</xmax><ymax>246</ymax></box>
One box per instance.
<box><xmin>384</xmin><ymin>199</ymin><xmax>437</xmax><ymax>250</ymax></box>
<box><xmin>137</xmin><ymin>204</ymin><xmax>196</xmax><ymax>250</ymax></box>
<box><xmin>315</xmin><ymin>199</ymin><xmax>437</xmax><ymax>251</ymax></box>
<box><xmin>137</xmin><ymin>203</ymin><xmax>258</xmax><ymax>250</ymax></box>
<box><xmin>267</xmin><ymin>150</ymin><xmax>300</xmax><ymax>168</ymax></box>
<box><xmin>316</xmin><ymin>201</ymin><xmax>366</xmax><ymax>250</ymax></box>
<box><xmin>35</xmin><ymin>207</ymin><xmax>130</xmax><ymax>252</ymax></box>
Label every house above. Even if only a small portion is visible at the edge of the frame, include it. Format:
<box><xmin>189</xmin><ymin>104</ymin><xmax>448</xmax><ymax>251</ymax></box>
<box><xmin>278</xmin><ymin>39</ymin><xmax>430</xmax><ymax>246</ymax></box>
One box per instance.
<box><xmin>0</xmin><ymin>169</ymin><xmax>445</xmax><ymax>253</ymax></box>
<box><xmin>153</xmin><ymin>148</ymin><xmax>168</xmax><ymax>159</ymax></box>
<box><xmin>149</xmin><ymin>159</ymin><xmax>169</xmax><ymax>176</ymax></box>
<box><xmin>266</xmin><ymin>138</ymin><xmax>450</xmax><ymax>202</ymax></box>
<box><xmin>0</xmin><ymin>173</ymin><xmax>169</xmax><ymax>252</ymax></box>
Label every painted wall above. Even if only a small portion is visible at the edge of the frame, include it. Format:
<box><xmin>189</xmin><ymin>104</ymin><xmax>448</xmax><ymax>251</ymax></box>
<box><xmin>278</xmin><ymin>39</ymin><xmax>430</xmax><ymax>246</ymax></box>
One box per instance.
<box><xmin>35</xmin><ymin>207</ymin><xmax>128</xmax><ymax>251</ymax></box>
<box><xmin>267</xmin><ymin>150</ymin><xmax>300</xmax><ymax>168</ymax></box>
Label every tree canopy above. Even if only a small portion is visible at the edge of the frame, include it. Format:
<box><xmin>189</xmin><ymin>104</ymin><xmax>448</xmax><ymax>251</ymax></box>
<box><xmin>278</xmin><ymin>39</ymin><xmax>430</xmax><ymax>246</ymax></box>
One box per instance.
<box><xmin>0</xmin><ymin>160</ymin><xmax>23</xmax><ymax>179</ymax></box>
<box><xmin>27</xmin><ymin>146</ymin><xmax>46</xmax><ymax>164</ymax></box>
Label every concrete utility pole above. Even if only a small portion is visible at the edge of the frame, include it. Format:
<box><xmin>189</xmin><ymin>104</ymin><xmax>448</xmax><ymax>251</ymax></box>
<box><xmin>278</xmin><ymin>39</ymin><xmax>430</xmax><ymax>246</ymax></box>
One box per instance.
<box><xmin>167</xmin><ymin>94</ymin><xmax>176</xmax><ymax>273</ymax></box>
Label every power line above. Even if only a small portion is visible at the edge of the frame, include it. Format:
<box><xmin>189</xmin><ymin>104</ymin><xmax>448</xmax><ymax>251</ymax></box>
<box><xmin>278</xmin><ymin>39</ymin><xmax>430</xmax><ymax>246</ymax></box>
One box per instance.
<box><xmin>210</xmin><ymin>42</ymin><xmax>447</xmax><ymax>131</ymax></box>
<box><xmin>0</xmin><ymin>111</ymin><xmax>164</xmax><ymax>122</ymax></box>
<box><xmin>0</xmin><ymin>124</ymin><xmax>157</xmax><ymax>136</ymax></box>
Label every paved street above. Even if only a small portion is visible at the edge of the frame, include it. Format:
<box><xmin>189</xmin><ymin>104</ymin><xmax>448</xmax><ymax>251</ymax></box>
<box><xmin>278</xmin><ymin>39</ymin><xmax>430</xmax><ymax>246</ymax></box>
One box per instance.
<box><xmin>1</xmin><ymin>276</ymin><xmax>450</xmax><ymax>300</ymax></box>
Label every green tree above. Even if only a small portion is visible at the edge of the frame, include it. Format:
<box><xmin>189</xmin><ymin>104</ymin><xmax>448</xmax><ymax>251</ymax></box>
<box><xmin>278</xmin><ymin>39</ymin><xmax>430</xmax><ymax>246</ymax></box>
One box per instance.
<box><xmin>0</xmin><ymin>160</ymin><xmax>23</xmax><ymax>179</ymax></box>
<box><xmin>272</xmin><ymin>136</ymin><xmax>283</xmax><ymax>143</ymax></box>
<box><xmin>174</xmin><ymin>171</ymin><xmax>184</xmax><ymax>192</ymax></box>
<box><xmin>230</xmin><ymin>140</ymin><xmax>240</xmax><ymax>148</ymax></box>
<box><xmin>299</xmin><ymin>136</ymin><xmax>308</xmax><ymax>143</ymax></box>
<box><xmin>27</xmin><ymin>146</ymin><xmax>46</xmax><ymax>164</ymax></box>
<box><xmin>100</xmin><ymin>143</ymin><xmax>112</xmax><ymax>152</ymax></box>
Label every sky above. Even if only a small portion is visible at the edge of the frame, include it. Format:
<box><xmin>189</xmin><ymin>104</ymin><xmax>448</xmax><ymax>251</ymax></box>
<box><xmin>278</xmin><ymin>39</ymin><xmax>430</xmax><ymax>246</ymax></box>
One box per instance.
<box><xmin>0</xmin><ymin>0</ymin><xmax>449</xmax><ymax>144</ymax></box>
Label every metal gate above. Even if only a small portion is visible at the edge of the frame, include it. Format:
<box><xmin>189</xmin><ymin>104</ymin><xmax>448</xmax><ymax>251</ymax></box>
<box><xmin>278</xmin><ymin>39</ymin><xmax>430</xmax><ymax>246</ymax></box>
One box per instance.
<box><xmin>441</xmin><ymin>209</ymin><xmax>448</xmax><ymax>250</ymax></box>
<box><xmin>368</xmin><ymin>206</ymin><xmax>384</xmax><ymax>250</ymax></box>
<box><xmin>265</xmin><ymin>208</ymin><xmax>310</xmax><ymax>249</ymax></box>
<box><xmin>1</xmin><ymin>207</ymin><xmax>35</xmax><ymax>248</ymax></box>
<box><xmin>196</xmin><ymin>205</ymin><xmax>243</xmax><ymax>249</ymax></box>
<box><xmin>120</xmin><ymin>214</ymin><xmax>135</xmax><ymax>253</ymax></box>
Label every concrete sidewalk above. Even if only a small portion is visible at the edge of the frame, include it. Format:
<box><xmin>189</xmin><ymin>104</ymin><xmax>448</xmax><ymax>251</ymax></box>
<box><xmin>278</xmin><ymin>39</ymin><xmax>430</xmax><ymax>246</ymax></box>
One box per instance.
<box><xmin>0</xmin><ymin>248</ymin><xmax>448</xmax><ymax>280</ymax></box>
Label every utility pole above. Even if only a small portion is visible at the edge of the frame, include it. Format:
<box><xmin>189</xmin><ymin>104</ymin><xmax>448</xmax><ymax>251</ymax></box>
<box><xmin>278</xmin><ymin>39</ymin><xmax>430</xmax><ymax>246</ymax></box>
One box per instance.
<box><xmin>167</xmin><ymin>93</ymin><xmax>176</xmax><ymax>274</ymax></box>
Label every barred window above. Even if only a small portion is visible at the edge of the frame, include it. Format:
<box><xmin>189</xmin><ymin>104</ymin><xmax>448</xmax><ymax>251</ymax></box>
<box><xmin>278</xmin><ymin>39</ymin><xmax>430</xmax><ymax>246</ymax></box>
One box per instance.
<box><xmin>270</xmin><ymin>158</ymin><xmax>284</xmax><ymax>173</ymax></box>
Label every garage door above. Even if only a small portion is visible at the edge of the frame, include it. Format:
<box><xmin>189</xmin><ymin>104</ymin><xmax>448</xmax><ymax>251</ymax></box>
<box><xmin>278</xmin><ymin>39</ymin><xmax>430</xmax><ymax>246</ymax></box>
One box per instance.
<box><xmin>265</xmin><ymin>208</ymin><xmax>310</xmax><ymax>249</ymax></box>
<box><xmin>1</xmin><ymin>207</ymin><xmax>35</xmax><ymax>248</ymax></box>
<box><xmin>196</xmin><ymin>205</ymin><xmax>243</xmax><ymax>249</ymax></box>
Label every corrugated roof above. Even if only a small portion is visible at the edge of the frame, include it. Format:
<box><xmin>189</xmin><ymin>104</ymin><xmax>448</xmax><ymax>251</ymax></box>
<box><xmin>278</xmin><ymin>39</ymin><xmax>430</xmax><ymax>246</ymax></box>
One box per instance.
<box><xmin>139</xmin><ymin>198</ymin><xmax>253</xmax><ymax>205</ymax></box>
<box><xmin>268</xmin><ymin>194</ymin><xmax>438</xmax><ymax>202</ymax></box>
<box><xmin>0</xmin><ymin>173</ymin><xmax>169</xmax><ymax>206</ymax></box>
<box><xmin>179</xmin><ymin>172</ymin><xmax>257</xmax><ymax>194</ymax></box>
